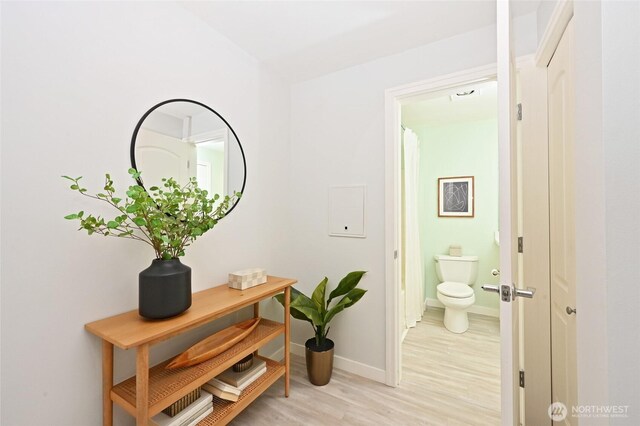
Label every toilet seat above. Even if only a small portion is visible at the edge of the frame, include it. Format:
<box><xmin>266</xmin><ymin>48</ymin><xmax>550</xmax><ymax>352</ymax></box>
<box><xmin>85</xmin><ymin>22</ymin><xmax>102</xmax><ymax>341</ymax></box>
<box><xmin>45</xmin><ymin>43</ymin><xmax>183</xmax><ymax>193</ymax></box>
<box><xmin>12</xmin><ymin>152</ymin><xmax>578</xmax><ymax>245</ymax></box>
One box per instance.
<box><xmin>437</xmin><ymin>281</ymin><xmax>474</xmax><ymax>298</ymax></box>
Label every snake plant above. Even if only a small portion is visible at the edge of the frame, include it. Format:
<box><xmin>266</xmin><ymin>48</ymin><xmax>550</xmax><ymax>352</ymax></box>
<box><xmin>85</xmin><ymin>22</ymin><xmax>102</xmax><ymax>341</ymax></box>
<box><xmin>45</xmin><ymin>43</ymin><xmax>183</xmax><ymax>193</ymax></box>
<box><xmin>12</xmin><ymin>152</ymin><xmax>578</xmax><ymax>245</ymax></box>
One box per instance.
<box><xmin>275</xmin><ymin>271</ymin><xmax>367</xmax><ymax>347</ymax></box>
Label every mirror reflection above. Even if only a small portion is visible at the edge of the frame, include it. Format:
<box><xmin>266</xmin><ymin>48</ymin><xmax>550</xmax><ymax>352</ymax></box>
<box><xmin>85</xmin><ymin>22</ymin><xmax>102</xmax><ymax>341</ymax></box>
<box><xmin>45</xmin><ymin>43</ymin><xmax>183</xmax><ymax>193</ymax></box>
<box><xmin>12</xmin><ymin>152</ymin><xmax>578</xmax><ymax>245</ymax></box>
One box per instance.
<box><xmin>131</xmin><ymin>100</ymin><xmax>246</xmax><ymax>214</ymax></box>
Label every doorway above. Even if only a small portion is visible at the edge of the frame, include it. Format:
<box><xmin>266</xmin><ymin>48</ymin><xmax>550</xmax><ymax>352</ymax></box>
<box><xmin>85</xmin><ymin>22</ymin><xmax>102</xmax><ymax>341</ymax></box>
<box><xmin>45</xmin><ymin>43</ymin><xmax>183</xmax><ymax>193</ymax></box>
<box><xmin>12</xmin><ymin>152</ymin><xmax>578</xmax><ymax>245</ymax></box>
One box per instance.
<box><xmin>385</xmin><ymin>49</ymin><xmax>529</xmax><ymax>426</ymax></box>
<box><xmin>395</xmin><ymin>78</ymin><xmax>502</xmax><ymax>421</ymax></box>
<box><xmin>384</xmin><ymin>64</ymin><xmax>500</xmax><ymax>385</ymax></box>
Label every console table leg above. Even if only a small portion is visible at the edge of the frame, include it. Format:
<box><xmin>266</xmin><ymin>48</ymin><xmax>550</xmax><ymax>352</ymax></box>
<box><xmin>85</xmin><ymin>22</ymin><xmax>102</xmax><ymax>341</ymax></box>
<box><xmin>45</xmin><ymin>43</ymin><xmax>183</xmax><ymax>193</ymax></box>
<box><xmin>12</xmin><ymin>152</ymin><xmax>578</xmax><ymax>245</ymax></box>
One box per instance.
<box><xmin>102</xmin><ymin>340</ymin><xmax>113</xmax><ymax>426</ymax></box>
<box><xmin>136</xmin><ymin>344</ymin><xmax>149</xmax><ymax>425</ymax></box>
<box><xmin>284</xmin><ymin>286</ymin><xmax>291</xmax><ymax>397</ymax></box>
<box><xmin>253</xmin><ymin>302</ymin><xmax>260</xmax><ymax>356</ymax></box>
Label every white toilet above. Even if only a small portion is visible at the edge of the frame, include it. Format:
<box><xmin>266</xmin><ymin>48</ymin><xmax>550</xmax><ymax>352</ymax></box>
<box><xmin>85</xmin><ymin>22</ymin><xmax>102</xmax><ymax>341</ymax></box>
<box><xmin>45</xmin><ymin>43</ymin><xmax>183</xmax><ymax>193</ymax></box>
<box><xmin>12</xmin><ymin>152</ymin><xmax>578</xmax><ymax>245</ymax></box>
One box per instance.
<box><xmin>435</xmin><ymin>254</ymin><xmax>479</xmax><ymax>333</ymax></box>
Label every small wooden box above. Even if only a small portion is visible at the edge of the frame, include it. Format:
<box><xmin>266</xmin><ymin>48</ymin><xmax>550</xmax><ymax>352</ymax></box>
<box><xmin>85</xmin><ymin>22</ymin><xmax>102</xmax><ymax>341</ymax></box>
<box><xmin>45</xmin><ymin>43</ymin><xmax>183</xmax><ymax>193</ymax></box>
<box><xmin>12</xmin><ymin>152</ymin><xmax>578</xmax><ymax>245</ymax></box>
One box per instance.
<box><xmin>228</xmin><ymin>268</ymin><xmax>267</xmax><ymax>290</ymax></box>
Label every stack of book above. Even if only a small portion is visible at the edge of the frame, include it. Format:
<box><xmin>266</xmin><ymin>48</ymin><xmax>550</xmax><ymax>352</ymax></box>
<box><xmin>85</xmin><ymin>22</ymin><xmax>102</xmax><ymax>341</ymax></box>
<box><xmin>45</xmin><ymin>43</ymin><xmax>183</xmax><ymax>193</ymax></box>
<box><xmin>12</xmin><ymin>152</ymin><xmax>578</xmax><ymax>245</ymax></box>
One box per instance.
<box><xmin>150</xmin><ymin>390</ymin><xmax>213</xmax><ymax>426</ymax></box>
<box><xmin>202</xmin><ymin>358</ymin><xmax>267</xmax><ymax>402</ymax></box>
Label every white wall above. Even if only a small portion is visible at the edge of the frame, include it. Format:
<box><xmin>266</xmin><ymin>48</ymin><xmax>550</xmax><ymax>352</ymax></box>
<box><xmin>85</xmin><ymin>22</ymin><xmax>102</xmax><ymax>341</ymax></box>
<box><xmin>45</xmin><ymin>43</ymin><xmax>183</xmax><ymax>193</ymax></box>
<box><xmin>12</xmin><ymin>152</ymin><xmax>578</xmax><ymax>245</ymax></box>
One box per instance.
<box><xmin>573</xmin><ymin>1</ymin><xmax>640</xmax><ymax>423</ymax></box>
<box><xmin>601</xmin><ymin>1</ymin><xmax>640</xmax><ymax>423</ymax></box>
<box><xmin>288</xmin><ymin>15</ymin><xmax>537</xmax><ymax>373</ymax></box>
<box><xmin>536</xmin><ymin>0</ymin><xmax>559</xmax><ymax>44</ymax></box>
<box><xmin>0</xmin><ymin>2</ymin><xmax>290</xmax><ymax>425</ymax></box>
<box><xmin>573</xmin><ymin>0</ymin><xmax>609</xmax><ymax>417</ymax></box>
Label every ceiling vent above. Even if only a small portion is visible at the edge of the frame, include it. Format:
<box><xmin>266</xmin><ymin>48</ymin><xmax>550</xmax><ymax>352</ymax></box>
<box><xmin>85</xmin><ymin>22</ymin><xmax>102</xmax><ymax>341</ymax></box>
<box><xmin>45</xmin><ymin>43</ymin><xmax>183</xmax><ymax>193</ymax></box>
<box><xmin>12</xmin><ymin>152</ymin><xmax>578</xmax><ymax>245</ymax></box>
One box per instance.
<box><xmin>450</xmin><ymin>89</ymin><xmax>478</xmax><ymax>101</ymax></box>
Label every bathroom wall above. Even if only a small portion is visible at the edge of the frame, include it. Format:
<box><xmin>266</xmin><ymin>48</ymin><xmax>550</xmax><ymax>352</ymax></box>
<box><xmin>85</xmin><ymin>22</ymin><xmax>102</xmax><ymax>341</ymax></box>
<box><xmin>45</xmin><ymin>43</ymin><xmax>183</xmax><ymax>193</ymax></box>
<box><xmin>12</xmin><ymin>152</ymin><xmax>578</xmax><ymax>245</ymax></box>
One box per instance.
<box><xmin>1</xmin><ymin>3</ymin><xmax>291</xmax><ymax>425</ymax></box>
<box><xmin>414</xmin><ymin>119</ymin><xmax>500</xmax><ymax>313</ymax></box>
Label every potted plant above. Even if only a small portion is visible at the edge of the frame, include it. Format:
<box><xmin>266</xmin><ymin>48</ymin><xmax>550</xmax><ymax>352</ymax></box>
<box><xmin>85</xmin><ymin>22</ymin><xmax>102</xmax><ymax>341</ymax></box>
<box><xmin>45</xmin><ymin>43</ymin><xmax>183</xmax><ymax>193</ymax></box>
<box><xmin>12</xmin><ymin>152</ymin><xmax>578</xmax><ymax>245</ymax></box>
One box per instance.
<box><xmin>275</xmin><ymin>271</ymin><xmax>367</xmax><ymax>385</ymax></box>
<box><xmin>63</xmin><ymin>168</ymin><xmax>239</xmax><ymax>319</ymax></box>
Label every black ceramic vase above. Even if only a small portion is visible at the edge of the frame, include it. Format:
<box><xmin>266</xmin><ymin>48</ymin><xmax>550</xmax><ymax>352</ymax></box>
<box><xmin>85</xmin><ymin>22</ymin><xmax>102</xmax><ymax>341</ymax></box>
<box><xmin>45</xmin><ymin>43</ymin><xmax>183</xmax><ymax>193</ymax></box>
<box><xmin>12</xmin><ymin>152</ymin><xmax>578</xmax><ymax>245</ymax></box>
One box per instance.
<box><xmin>139</xmin><ymin>258</ymin><xmax>192</xmax><ymax>320</ymax></box>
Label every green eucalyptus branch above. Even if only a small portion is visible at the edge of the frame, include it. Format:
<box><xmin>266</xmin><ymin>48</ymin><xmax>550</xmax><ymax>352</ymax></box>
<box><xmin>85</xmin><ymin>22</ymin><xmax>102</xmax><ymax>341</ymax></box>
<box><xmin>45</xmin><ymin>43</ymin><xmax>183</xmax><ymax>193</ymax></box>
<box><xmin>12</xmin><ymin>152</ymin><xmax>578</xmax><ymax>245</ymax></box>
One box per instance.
<box><xmin>63</xmin><ymin>168</ymin><xmax>240</xmax><ymax>259</ymax></box>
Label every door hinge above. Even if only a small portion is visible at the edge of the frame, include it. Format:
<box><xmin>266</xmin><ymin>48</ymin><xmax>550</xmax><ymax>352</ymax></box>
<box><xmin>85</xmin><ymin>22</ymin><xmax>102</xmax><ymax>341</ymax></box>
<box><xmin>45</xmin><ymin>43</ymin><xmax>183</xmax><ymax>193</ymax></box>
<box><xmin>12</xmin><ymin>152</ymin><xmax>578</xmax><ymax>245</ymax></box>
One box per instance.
<box><xmin>517</xmin><ymin>103</ymin><xmax>523</xmax><ymax>121</ymax></box>
<box><xmin>519</xmin><ymin>370</ymin><xmax>525</xmax><ymax>388</ymax></box>
<box><xmin>394</xmin><ymin>250</ymin><xmax>398</xmax><ymax>260</ymax></box>
<box><xmin>517</xmin><ymin>236</ymin><xmax>523</xmax><ymax>253</ymax></box>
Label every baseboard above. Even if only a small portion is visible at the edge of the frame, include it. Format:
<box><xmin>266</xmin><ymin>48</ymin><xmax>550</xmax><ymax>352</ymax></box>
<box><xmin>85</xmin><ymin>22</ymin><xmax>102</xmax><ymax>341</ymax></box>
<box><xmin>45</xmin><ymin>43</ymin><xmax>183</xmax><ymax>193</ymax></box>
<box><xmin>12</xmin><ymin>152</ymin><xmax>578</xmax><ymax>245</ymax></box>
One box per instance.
<box><xmin>263</xmin><ymin>344</ymin><xmax>386</xmax><ymax>384</ymax></box>
<box><xmin>285</xmin><ymin>342</ymin><xmax>386</xmax><ymax>384</ymax></box>
<box><xmin>425</xmin><ymin>297</ymin><xmax>499</xmax><ymax>318</ymax></box>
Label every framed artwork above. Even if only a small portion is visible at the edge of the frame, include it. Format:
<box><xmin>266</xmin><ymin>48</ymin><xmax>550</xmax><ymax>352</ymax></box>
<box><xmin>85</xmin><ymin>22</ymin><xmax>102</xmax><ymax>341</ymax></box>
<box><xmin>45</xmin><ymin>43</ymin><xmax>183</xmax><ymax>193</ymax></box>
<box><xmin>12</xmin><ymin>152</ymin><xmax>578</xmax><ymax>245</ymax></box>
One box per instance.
<box><xmin>438</xmin><ymin>176</ymin><xmax>474</xmax><ymax>217</ymax></box>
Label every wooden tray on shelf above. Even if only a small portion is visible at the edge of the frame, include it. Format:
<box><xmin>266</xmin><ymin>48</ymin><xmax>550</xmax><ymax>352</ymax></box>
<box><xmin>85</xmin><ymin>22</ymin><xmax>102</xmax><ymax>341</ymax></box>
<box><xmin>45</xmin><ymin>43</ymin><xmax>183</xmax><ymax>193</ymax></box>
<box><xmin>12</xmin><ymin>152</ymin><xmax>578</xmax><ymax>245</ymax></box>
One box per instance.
<box><xmin>167</xmin><ymin>318</ymin><xmax>261</xmax><ymax>369</ymax></box>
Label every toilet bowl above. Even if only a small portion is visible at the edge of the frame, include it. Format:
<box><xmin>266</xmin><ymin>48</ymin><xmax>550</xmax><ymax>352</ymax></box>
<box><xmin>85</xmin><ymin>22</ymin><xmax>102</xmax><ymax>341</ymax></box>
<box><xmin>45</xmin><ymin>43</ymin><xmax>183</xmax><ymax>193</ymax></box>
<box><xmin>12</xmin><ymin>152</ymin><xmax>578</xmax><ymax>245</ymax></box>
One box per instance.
<box><xmin>434</xmin><ymin>255</ymin><xmax>479</xmax><ymax>333</ymax></box>
<box><xmin>436</xmin><ymin>282</ymin><xmax>476</xmax><ymax>333</ymax></box>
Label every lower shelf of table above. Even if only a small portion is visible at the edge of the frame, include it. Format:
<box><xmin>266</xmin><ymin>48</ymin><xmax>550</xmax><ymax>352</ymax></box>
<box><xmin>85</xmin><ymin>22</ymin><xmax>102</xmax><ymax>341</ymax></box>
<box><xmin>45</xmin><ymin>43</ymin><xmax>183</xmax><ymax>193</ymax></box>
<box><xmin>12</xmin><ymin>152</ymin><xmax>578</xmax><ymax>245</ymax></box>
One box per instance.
<box><xmin>197</xmin><ymin>357</ymin><xmax>285</xmax><ymax>425</ymax></box>
<box><xmin>110</xmin><ymin>319</ymin><xmax>284</xmax><ymax>417</ymax></box>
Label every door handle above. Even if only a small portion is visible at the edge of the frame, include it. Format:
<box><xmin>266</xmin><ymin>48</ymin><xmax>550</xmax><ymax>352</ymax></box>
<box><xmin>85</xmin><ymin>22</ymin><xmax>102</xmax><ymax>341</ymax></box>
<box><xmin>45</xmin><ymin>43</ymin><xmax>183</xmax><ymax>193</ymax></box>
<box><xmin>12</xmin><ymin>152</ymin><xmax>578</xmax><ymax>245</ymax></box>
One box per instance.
<box><xmin>514</xmin><ymin>287</ymin><xmax>536</xmax><ymax>299</ymax></box>
<box><xmin>481</xmin><ymin>284</ymin><xmax>500</xmax><ymax>294</ymax></box>
<box><xmin>482</xmin><ymin>284</ymin><xmax>536</xmax><ymax>301</ymax></box>
<box><xmin>566</xmin><ymin>306</ymin><xmax>576</xmax><ymax>315</ymax></box>
<box><xmin>481</xmin><ymin>284</ymin><xmax>512</xmax><ymax>301</ymax></box>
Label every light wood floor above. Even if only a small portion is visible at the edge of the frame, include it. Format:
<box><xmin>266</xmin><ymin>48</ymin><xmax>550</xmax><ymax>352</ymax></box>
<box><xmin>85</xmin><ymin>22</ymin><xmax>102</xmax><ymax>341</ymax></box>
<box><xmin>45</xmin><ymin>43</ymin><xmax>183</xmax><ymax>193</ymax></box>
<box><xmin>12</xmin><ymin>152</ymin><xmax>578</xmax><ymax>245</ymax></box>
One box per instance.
<box><xmin>232</xmin><ymin>308</ymin><xmax>500</xmax><ymax>425</ymax></box>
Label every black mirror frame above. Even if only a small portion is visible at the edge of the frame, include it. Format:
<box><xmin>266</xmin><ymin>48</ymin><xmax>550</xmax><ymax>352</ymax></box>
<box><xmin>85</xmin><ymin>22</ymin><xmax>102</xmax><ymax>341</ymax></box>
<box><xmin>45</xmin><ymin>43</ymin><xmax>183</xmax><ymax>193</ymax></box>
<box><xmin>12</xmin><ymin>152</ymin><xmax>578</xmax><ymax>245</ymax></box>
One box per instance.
<box><xmin>130</xmin><ymin>98</ymin><xmax>247</xmax><ymax>217</ymax></box>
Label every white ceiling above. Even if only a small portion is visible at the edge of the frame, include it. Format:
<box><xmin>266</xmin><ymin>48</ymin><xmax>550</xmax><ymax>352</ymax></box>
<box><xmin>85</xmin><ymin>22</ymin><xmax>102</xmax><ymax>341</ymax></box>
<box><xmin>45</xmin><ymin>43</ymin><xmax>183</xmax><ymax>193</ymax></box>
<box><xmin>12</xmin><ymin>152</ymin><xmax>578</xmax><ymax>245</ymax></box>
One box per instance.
<box><xmin>182</xmin><ymin>1</ymin><xmax>540</xmax><ymax>83</ymax></box>
<box><xmin>401</xmin><ymin>80</ymin><xmax>497</xmax><ymax>127</ymax></box>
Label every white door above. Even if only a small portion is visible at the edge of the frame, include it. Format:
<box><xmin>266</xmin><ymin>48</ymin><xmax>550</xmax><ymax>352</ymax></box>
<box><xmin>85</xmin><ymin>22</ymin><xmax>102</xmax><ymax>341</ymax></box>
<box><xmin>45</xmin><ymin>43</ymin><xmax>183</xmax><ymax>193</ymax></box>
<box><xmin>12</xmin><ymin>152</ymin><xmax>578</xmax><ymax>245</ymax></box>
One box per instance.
<box><xmin>135</xmin><ymin>127</ymin><xmax>197</xmax><ymax>189</ymax></box>
<box><xmin>548</xmin><ymin>18</ymin><xmax>578</xmax><ymax>424</ymax></box>
<box><xmin>494</xmin><ymin>2</ymin><xmax>527</xmax><ymax>424</ymax></box>
<box><xmin>519</xmin><ymin>62</ymin><xmax>553</xmax><ymax>425</ymax></box>
<box><xmin>196</xmin><ymin>161</ymin><xmax>212</xmax><ymax>194</ymax></box>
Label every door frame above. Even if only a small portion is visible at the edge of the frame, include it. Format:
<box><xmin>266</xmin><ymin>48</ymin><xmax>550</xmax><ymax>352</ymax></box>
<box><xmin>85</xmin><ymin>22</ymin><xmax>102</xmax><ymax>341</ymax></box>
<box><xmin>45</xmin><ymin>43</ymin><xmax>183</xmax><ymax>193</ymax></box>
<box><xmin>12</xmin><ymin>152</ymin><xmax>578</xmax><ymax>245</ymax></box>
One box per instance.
<box><xmin>384</xmin><ymin>62</ymin><xmax>498</xmax><ymax>387</ymax></box>
<box><xmin>535</xmin><ymin>0</ymin><xmax>574</xmax><ymax>68</ymax></box>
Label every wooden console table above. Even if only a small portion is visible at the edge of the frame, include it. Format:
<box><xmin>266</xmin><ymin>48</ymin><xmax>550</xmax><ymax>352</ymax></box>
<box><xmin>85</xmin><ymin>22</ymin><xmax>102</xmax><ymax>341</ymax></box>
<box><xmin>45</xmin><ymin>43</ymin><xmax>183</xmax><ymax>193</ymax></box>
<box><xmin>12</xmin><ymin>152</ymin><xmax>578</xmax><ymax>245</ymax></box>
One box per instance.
<box><xmin>85</xmin><ymin>276</ymin><xmax>296</xmax><ymax>425</ymax></box>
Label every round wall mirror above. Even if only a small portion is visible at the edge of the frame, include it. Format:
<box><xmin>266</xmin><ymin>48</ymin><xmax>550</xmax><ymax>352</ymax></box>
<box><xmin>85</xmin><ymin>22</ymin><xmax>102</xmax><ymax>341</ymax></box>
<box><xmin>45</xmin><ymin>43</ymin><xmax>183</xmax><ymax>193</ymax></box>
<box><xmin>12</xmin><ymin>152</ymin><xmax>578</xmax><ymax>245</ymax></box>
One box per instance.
<box><xmin>131</xmin><ymin>99</ymin><xmax>246</xmax><ymax>216</ymax></box>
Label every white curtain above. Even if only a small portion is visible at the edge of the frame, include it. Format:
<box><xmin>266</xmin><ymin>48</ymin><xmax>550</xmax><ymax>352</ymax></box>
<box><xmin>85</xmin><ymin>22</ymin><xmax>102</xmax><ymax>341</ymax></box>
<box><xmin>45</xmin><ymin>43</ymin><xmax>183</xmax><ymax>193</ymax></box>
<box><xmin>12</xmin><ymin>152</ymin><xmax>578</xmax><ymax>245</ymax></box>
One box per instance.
<box><xmin>403</xmin><ymin>128</ymin><xmax>425</xmax><ymax>328</ymax></box>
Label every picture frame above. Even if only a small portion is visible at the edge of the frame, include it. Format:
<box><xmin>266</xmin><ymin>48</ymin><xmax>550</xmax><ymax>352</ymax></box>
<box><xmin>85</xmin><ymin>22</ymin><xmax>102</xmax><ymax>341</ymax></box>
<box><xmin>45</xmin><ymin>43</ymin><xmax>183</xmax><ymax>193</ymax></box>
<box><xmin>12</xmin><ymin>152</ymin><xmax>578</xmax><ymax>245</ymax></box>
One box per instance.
<box><xmin>438</xmin><ymin>176</ymin><xmax>474</xmax><ymax>217</ymax></box>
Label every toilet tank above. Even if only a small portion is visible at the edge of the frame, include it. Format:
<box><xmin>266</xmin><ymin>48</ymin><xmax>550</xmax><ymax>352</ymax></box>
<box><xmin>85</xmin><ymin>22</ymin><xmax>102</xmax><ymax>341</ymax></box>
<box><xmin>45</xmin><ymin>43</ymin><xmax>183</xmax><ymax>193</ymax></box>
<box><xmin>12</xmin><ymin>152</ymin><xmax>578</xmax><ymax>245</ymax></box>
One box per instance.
<box><xmin>434</xmin><ymin>255</ymin><xmax>479</xmax><ymax>285</ymax></box>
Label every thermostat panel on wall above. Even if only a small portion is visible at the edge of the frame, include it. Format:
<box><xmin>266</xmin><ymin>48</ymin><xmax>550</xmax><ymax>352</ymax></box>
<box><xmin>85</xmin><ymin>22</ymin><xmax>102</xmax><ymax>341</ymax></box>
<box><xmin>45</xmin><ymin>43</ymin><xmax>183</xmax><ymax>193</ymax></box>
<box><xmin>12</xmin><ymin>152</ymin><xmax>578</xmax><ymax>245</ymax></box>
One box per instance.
<box><xmin>328</xmin><ymin>185</ymin><xmax>366</xmax><ymax>238</ymax></box>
